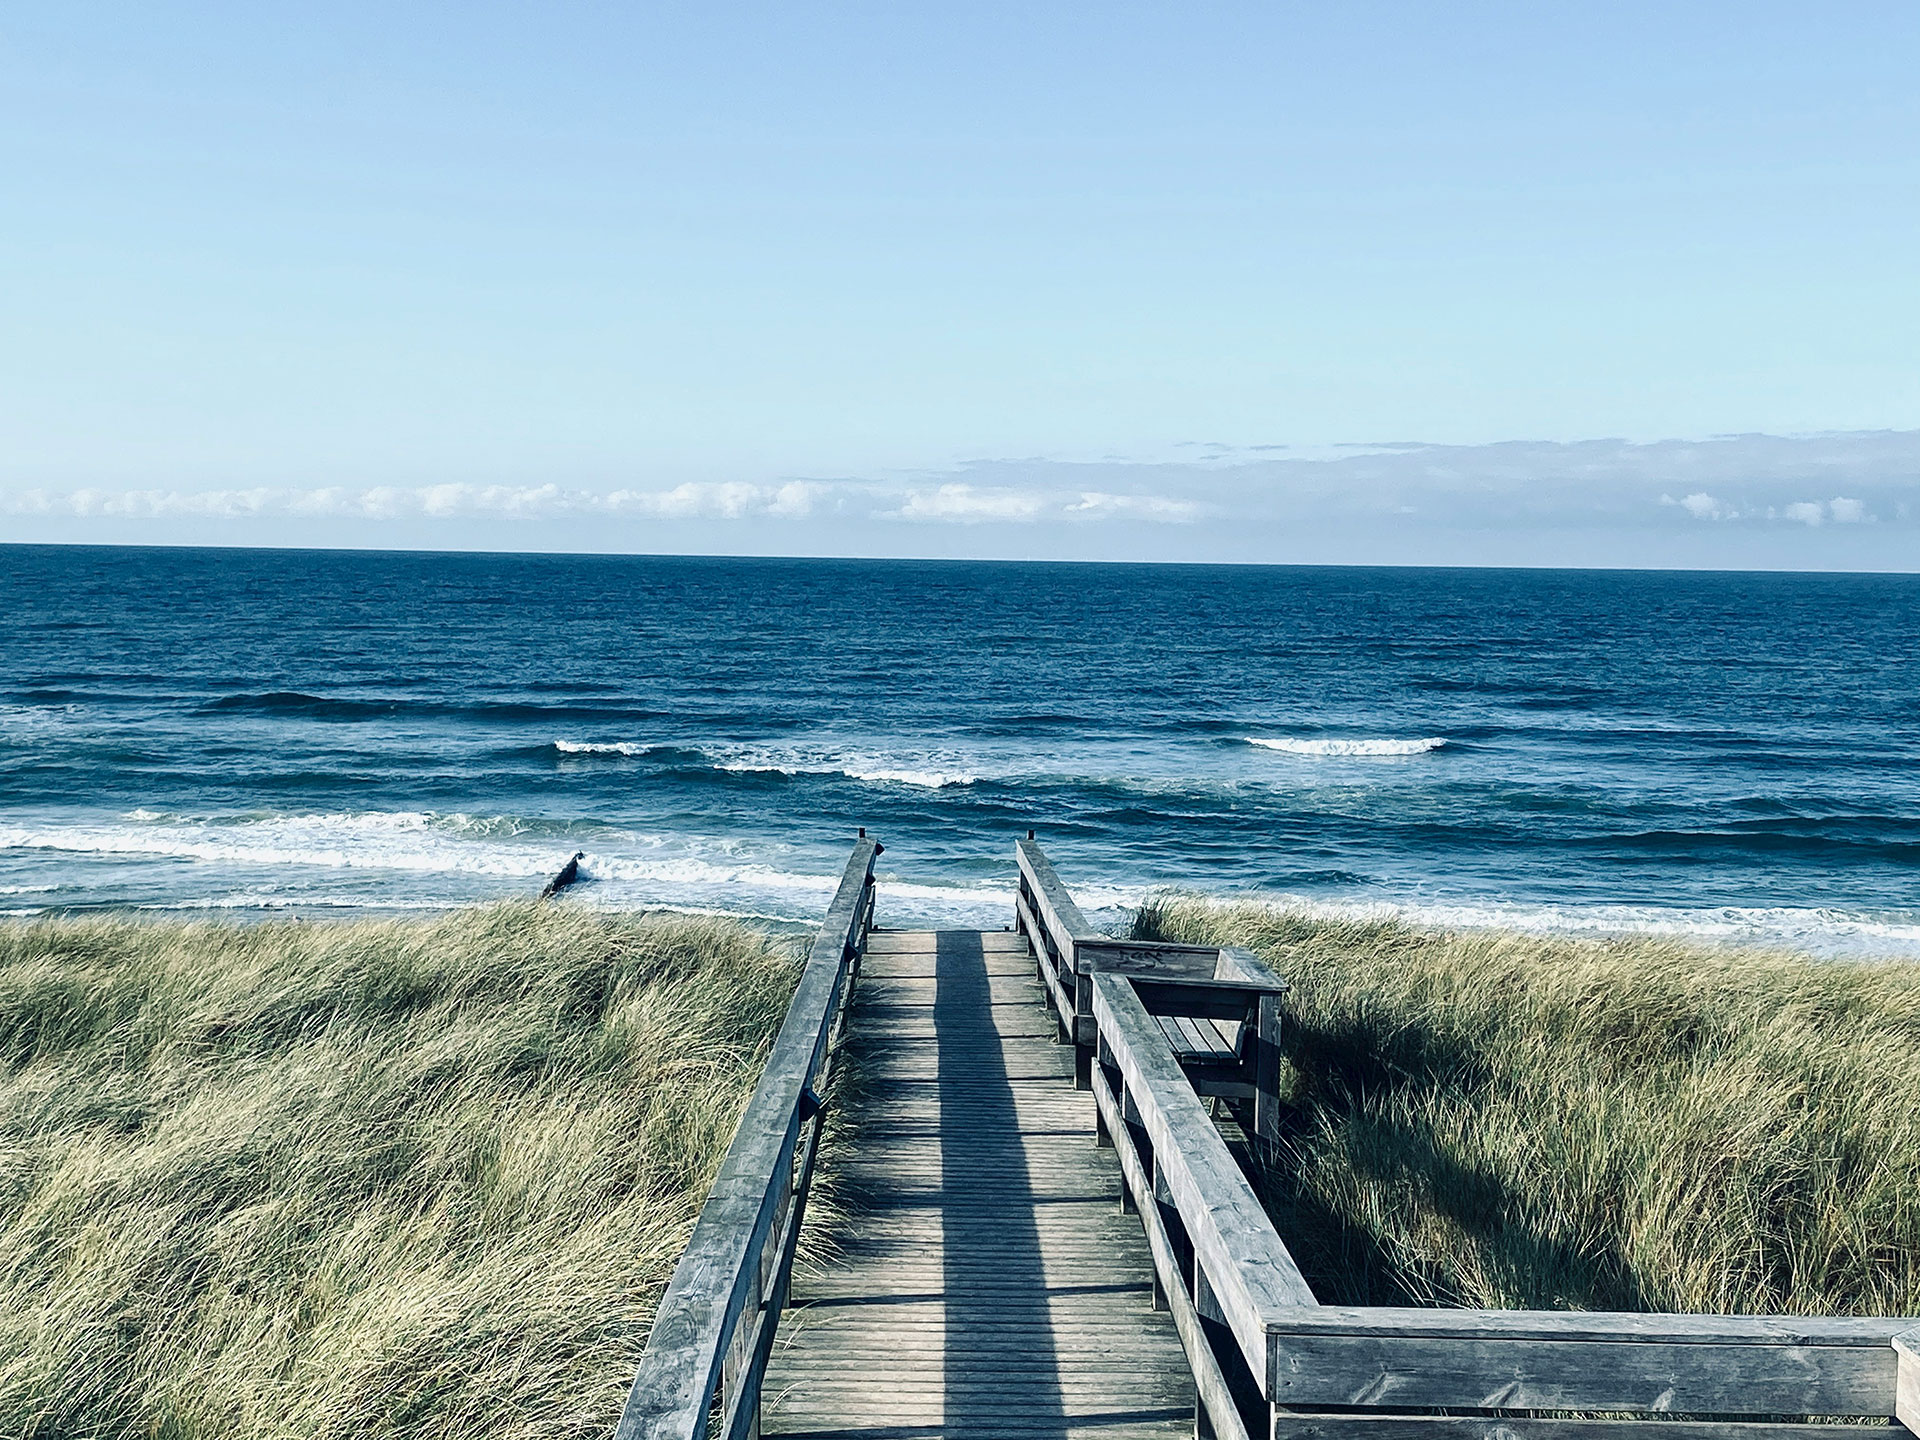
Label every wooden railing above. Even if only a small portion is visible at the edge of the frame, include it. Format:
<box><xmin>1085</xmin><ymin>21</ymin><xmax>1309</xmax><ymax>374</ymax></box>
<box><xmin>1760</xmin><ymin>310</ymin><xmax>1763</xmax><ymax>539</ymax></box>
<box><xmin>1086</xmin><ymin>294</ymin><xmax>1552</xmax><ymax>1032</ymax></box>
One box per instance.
<box><xmin>1015</xmin><ymin>833</ymin><xmax>1287</xmax><ymax>1151</ymax></box>
<box><xmin>613</xmin><ymin>835</ymin><xmax>880</xmax><ymax>1440</ymax></box>
<box><xmin>1019</xmin><ymin>837</ymin><xmax>1920</xmax><ymax>1440</ymax></box>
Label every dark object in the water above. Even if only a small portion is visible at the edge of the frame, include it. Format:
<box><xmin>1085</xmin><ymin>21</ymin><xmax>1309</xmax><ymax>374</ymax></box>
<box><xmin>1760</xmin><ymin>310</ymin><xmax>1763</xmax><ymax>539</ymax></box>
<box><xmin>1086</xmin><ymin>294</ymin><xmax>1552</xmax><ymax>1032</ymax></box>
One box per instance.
<box><xmin>540</xmin><ymin>852</ymin><xmax>586</xmax><ymax>900</ymax></box>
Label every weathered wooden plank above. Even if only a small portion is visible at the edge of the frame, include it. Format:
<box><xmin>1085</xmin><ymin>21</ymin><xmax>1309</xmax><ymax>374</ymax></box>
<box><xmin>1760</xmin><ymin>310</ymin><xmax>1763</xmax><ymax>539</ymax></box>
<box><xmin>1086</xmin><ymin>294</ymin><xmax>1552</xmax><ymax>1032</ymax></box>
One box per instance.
<box><xmin>1266</xmin><ymin>1331</ymin><xmax>1900</xmax><ymax>1416</ymax></box>
<box><xmin>1092</xmin><ymin>972</ymin><xmax>1318</xmax><ymax>1389</ymax></box>
<box><xmin>1895</xmin><ymin>1328</ymin><xmax>1919</xmax><ymax>1434</ymax></box>
<box><xmin>1270</xmin><ymin>1418</ymin><xmax>1901</xmax><ymax>1440</ymax></box>
<box><xmin>1079</xmin><ymin>938</ymin><xmax>1223</xmax><ymax>979</ymax></box>
<box><xmin>763</xmin><ymin>929</ymin><xmax>1191</xmax><ymax>1437</ymax></box>
<box><xmin>1266</xmin><ymin>1308</ymin><xmax>1919</xmax><ymax>1345</ymax></box>
<box><xmin>1131</xmin><ymin>975</ymin><xmax>1266</xmax><ymax>1023</ymax></box>
<box><xmin>1213</xmin><ymin>945</ymin><xmax>1287</xmax><ymax>992</ymax></box>
<box><xmin>615</xmin><ymin>837</ymin><xmax>877</xmax><ymax>1440</ymax></box>
<box><xmin>864</xmin><ymin>928</ymin><xmax>1029</xmax><ymax>953</ymax></box>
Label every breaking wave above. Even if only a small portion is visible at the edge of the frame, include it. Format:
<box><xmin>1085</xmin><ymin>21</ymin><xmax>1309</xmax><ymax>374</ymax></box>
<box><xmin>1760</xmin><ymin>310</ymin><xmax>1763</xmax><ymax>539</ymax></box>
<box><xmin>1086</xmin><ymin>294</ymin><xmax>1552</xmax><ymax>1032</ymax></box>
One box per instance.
<box><xmin>717</xmin><ymin>759</ymin><xmax>977</xmax><ymax>789</ymax></box>
<box><xmin>553</xmin><ymin>740</ymin><xmax>658</xmax><ymax>757</ymax></box>
<box><xmin>1215</xmin><ymin>894</ymin><xmax>1920</xmax><ymax>959</ymax></box>
<box><xmin>547</xmin><ymin>739</ymin><xmax>976</xmax><ymax>788</ymax></box>
<box><xmin>1247</xmin><ymin>736</ymin><xmax>1446</xmax><ymax>757</ymax></box>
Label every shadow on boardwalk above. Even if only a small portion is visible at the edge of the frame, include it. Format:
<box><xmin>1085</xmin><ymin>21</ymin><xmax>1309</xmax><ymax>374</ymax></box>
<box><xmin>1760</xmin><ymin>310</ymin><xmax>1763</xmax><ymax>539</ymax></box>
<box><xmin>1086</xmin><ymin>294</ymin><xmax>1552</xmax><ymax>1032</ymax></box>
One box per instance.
<box><xmin>762</xmin><ymin>929</ymin><xmax>1190</xmax><ymax>1439</ymax></box>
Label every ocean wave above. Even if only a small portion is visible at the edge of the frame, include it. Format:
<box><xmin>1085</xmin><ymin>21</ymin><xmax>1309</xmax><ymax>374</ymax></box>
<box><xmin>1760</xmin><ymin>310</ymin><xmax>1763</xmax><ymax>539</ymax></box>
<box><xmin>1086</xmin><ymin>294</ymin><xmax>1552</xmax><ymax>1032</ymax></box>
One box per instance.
<box><xmin>0</xmin><ymin>811</ymin><xmax>562</xmax><ymax>877</ymax></box>
<box><xmin>554</xmin><ymin>740</ymin><xmax>658</xmax><ymax>757</ymax></box>
<box><xmin>1248</xmin><ymin>736</ymin><xmax>1446</xmax><ymax>757</ymax></box>
<box><xmin>0</xmin><ymin>812</ymin><xmax>1014</xmax><ymax>908</ymax></box>
<box><xmin>1214</xmin><ymin>893</ymin><xmax>1920</xmax><ymax>959</ymax></box>
<box><xmin>201</xmin><ymin>691</ymin><xmax>397</xmax><ymax>719</ymax></box>
<box><xmin>135</xmin><ymin>894</ymin><xmax>454</xmax><ymax>912</ymax></box>
<box><xmin>713</xmin><ymin>757</ymin><xmax>979</xmax><ymax>789</ymax></box>
<box><xmin>200</xmin><ymin>692</ymin><xmax>679</xmax><ymax>725</ymax></box>
<box><xmin>547</xmin><ymin>738</ymin><xmax>978</xmax><ymax>788</ymax></box>
<box><xmin>839</xmin><ymin>765</ymin><xmax>979</xmax><ymax>789</ymax></box>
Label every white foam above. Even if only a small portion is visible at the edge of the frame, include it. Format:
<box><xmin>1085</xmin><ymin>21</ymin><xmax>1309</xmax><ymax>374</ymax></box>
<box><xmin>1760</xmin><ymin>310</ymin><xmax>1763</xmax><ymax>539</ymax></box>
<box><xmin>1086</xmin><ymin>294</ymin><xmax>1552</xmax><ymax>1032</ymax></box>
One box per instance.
<box><xmin>1248</xmin><ymin>736</ymin><xmax>1446</xmax><ymax>757</ymax></box>
<box><xmin>714</xmin><ymin>754</ymin><xmax>978</xmax><ymax>789</ymax></box>
<box><xmin>841</xmin><ymin>765</ymin><xmax>978</xmax><ymax>789</ymax></box>
<box><xmin>552</xmin><ymin>735</ymin><xmax>983</xmax><ymax>787</ymax></box>
<box><xmin>136</xmin><ymin>894</ymin><xmax>453</xmax><ymax>912</ymax></box>
<box><xmin>0</xmin><ymin>812</ymin><xmax>553</xmax><ymax>877</ymax></box>
<box><xmin>1210</xmin><ymin>893</ymin><xmax>1920</xmax><ymax>960</ymax></box>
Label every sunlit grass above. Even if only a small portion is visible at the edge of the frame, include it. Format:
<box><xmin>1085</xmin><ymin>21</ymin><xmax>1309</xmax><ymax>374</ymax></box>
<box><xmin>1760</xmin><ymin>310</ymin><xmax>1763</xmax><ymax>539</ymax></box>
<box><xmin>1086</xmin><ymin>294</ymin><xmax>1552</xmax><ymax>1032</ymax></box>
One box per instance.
<box><xmin>1133</xmin><ymin>899</ymin><xmax>1920</xmax><ymax>1316</ymax></box>
<box><xmin>0</xmin><ymin>903</ymin><xmax>799</xmax><ymax>1439</ymax></box>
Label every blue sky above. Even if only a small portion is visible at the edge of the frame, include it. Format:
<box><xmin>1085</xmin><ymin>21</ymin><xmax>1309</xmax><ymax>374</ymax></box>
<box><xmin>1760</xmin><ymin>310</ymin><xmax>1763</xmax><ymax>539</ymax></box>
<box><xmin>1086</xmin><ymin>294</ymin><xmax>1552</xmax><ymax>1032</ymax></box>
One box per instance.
<box><xmin>2</xmin><ymin>2</ymin><xmax>1916</xmax><ymax>566</ymax></box>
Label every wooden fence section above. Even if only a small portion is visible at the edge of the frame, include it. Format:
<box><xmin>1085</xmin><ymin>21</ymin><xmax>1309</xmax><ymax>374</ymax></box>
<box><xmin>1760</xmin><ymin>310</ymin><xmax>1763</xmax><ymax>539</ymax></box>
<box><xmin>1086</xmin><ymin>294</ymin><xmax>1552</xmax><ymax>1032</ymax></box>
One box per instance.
<box><xmin>1016</xmin><ymin>839</ymin><xmax>1920</xmax><ymax>1440</ymax></box>
<box><xmin>1014</xmin><ymin>833</ymin><xmax>1287</xmax><ymax>1152</ymax></box>
<box><xmin>613</xmin><ymin>836</ymin><xmax>880</xmax><ymax>1440</ymax></box>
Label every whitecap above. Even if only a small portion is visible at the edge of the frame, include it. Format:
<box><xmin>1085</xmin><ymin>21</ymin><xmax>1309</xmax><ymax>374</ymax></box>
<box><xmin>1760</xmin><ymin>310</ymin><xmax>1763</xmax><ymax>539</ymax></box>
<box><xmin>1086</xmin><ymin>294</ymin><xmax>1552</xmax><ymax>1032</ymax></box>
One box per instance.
<box><xmin>1214</xmin><ymin>893</ymin><xmax>1920</xmax><ymax>960</ymax></box>
<box><xmin>839</xmin><ymin>766</ymin><xmax>978</xmax><ymax>789</ymax></box>
<box><xmin>554</xmin><ymin>740</ymin><xmax>657</xmax><ymax>757</ymax></box>
<box><xmin>713</xmin><ymin>753</ymin><xmax>978</xmax><ymax>788</ymax></box>
<box><xmin>1247</xmin><ymin>736</ymin><xmax>1445</xmax><ymax>757</ymax></box>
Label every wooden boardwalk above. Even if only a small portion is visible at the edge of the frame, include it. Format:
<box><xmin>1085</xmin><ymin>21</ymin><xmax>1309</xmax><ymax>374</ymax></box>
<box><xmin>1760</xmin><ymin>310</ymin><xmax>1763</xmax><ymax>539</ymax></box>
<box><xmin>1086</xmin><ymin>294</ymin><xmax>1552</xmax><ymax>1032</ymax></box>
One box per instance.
<box><xmin>616</xmin><ymin>840</ymin><xmax>1919</xmax><ymax>1440</ymax></box>
<box><xmin>761</xmin><ymin>928</ymin><xmax>1192</xmax><ymax>1439</ymax></box>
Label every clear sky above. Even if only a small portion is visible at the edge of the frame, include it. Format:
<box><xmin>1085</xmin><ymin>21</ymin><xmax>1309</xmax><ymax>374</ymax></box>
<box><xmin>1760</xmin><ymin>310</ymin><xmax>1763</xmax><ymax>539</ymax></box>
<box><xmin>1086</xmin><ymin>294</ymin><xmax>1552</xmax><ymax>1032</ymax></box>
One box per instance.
<box><xmin>3</xmin><ymin>2</ymin><xmax>1917</xmax><ymax>566</ymax></box>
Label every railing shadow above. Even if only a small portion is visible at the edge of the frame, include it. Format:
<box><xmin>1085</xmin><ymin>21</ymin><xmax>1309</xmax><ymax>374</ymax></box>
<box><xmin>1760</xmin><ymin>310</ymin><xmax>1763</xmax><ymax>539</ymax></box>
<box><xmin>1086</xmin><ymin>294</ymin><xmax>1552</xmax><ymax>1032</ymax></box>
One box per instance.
<box><xmin>934</xmin><ymin>929</ymin><xmax>1070</xmax><ymax>1434</ymax></box>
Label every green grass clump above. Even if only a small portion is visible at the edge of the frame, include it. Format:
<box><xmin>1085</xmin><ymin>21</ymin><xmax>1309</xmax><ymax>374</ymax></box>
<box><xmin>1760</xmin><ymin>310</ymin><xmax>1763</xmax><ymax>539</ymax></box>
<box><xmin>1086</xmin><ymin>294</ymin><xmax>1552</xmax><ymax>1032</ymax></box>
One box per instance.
<box><xmin>0</xmin><ymin>903</ymin><xmax>799</xmax><ymax>1440</ymax></box>
<box><xmin>1135</xmin><ymin>899</ymin><xmax>1920</xmax><ymax>1316</ymax></box>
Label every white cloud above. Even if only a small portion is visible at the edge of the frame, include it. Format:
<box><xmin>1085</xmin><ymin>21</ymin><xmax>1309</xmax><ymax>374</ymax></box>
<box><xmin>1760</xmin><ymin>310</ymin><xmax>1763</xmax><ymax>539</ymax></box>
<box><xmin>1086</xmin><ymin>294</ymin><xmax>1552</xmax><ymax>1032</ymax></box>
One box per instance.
<box><xmin>1661</xmin><ymin>490</ymin><xmax>1883</xmax><ymax>529</ymax></box>
<box><xmin>894</xmin><ymin>484</ymin><xmax>1046</xmax><ymax>523</ymax></box>
<box><xmin>0</xmin><ymin>480</ymin><xmax>828</xmax><ymax>523</ymax></box>
<box><xmin>4</xmin><ymin>431</ymin><xmax>1917</xmax><ymax>557</ymax></box>
<box><xmin>1664</xmin><ymin>491</ymin><xmax>1738</xmax><ymax>521</ymax></box>
<box><xmin>1828</xmin><ymin>496</ymin><xmax>1867</xmax><ymax>523</ymax></box>
<box><xmin>1065</xmin><ymin>491</ymin><xmax>1202</xmax><ymax>522</ymax></box>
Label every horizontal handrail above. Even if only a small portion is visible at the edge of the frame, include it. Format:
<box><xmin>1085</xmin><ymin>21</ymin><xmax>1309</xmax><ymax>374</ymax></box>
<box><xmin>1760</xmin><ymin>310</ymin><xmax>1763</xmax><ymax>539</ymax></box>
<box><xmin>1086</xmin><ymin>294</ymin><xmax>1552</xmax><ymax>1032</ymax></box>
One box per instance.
<box><xmin>613</xmin><ymin>836</ymin><xmax>880</xmax><ymax>1440</ymax></box>
<box><xmin>1092</xmin><ymin>971</ymin><xmax>1317</xmax><ymax>1347</ymax></box>
<box><xmin>1016</xmin><ymin>833</ymin><xmax>1102</xmax><ymax>962</ymax></box>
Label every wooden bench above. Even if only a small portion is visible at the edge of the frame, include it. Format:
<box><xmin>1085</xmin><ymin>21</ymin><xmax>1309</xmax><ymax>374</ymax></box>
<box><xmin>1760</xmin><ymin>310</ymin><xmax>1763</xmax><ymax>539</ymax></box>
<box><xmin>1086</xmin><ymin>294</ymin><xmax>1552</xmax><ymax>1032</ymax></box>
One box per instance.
<box><xmin>1014</xmin><ymin>834</ymin><xmax>1288</xmax><ymax>1152</ymax></box>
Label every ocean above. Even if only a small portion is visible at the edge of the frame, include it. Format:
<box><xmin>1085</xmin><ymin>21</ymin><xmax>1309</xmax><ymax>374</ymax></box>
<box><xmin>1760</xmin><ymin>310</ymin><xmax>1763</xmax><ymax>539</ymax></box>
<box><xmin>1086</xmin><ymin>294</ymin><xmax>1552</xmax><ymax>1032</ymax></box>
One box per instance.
<box><xmin>3</xmin><ymin>545</ymin><xmax>1918</xmax><ymax>955</ymax></box>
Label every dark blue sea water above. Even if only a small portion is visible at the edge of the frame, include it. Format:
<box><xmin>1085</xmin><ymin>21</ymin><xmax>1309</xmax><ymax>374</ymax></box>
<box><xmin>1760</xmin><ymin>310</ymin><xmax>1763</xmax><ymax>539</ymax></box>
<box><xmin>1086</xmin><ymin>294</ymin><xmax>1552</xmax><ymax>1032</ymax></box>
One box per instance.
<box><xmin>3</xmin><ymin>545</ymin><xmax>1918</xmax><ymax>955</ymax></box>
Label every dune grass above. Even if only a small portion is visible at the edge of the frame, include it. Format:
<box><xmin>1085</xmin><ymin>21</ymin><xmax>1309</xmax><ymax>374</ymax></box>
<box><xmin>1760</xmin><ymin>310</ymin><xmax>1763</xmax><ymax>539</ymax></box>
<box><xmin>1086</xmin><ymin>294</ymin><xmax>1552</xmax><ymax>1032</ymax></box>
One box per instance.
<box><xmin>1133</xmin><ymin>899</ymin><xmax>1920</xmax><ymax>1317</ymax></box>
<box><xmin>0</xmin><ymin>903</ymin><xmax>800</xmax><ymax>1440</ymax></box>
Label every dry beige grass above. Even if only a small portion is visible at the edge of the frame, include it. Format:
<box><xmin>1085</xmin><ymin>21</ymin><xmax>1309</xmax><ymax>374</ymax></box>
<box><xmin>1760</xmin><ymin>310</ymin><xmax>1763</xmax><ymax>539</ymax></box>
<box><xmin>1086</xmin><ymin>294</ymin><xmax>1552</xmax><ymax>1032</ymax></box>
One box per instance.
<box><xmin>0</xmin><ymin>903</ymin><xmax>799</xmax><ymax>1440</ymax></box>
<box><xmin>1134</xmin><ymin>899</ymin><xmax>1920</xmax><ymax>1316</ymax></box>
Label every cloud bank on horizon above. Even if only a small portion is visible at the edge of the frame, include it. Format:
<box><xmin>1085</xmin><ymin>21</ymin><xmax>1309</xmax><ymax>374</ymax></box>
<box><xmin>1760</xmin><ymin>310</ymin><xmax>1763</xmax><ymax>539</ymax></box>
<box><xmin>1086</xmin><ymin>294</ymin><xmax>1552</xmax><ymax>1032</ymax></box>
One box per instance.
<box><xmin>4</xmin><ymin>428</ymin><xmax>1918</xmax><ymax>569</ymax></box>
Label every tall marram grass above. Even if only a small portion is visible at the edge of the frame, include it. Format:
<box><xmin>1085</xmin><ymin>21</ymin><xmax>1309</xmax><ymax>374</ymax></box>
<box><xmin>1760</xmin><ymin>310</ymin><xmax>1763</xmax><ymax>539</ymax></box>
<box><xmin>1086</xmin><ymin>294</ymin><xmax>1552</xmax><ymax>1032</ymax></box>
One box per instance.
<box><xmin>0</xmin><ymin>903</ymin><xmax>799</xmax><ymax>1440</ymax></box>
<box><xmin>1134</xmin><ymin>899</ymin><xmax>1920</xmax><ymax>1317</ymax></box>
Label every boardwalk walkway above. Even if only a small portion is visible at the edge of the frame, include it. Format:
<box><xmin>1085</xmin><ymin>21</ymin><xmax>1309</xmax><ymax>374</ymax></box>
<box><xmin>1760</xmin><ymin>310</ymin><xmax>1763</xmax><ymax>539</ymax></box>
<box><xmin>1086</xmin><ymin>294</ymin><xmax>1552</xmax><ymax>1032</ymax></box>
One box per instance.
<box><xmin>761</xmin><ymin>928</ymin><xmax>1192</xmax><ymax>1438</ymax></box>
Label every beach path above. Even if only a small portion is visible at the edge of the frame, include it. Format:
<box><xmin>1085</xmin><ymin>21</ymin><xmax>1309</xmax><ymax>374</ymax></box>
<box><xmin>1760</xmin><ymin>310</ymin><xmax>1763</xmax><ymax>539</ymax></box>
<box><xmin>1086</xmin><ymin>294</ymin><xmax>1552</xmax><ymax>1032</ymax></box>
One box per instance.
<box><xmin>760</xmin><ymin>928</ymin><xmax>1192</xmax><ymax>1438</ymax></box>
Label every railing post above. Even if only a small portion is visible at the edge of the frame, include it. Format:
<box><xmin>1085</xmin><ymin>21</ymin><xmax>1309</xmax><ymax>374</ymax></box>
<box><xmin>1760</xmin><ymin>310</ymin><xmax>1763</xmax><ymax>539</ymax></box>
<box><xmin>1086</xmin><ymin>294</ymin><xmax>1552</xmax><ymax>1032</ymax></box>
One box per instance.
<box><xmin>1073</xmin><ymin>971</ymin><xmax>1095</xmax><ymax>1089</ymax></box>
<box><xmin>1094</xmin><ymin>1033</ymin><xmax>1115</xmax><ymax>1149</ymax></box>
<box><xmin>1252</xmin><ymin>990</ymin><xmax>1282</xmax><ymax>1164</ymax></box>
<box><xmin>719</xmin><ymin>1264</ymin><xmax>762</xmax><ymax>1440</ymax></box>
